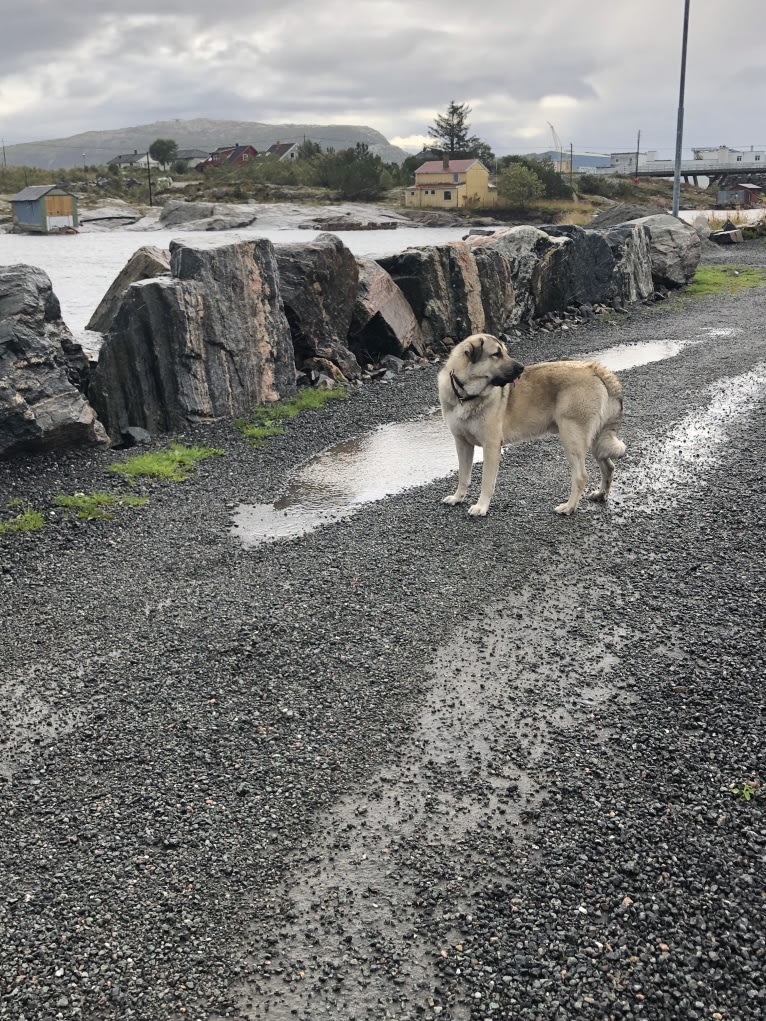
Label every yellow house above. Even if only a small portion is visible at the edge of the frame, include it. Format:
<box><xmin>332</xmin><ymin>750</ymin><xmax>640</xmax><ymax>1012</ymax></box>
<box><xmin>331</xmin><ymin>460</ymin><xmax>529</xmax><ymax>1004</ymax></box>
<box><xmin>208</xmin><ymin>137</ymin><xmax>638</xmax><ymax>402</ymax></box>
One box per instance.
<box><xmin>405</xmin><ymin>158</ymin><xmax>496</xmax><ymax>209</ymax></box>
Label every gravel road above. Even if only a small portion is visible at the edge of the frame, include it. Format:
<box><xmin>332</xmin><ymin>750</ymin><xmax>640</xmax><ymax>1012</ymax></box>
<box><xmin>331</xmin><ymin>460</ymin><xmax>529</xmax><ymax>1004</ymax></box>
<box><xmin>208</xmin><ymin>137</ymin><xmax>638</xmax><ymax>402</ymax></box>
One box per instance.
<box><xmin>1</xmin><ymin>239</ymin><xmax>764</xmax><ymax>1021</ymax></box>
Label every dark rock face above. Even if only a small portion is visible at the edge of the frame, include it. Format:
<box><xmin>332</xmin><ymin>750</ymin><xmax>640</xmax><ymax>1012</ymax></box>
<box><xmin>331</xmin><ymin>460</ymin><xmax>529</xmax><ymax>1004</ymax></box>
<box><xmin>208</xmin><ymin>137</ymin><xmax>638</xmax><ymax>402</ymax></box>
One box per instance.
<box><xmin>274</xmin><ymin>233</ymin><xmax>362</xmax><ymax>379</ymax></box>
<box><xmin>89</xmin><ymin>240</ymin><xmax>295</xmax><ymax>442</ymax></box>
<box><xmin>86</xmin><ymin>245</ymin><xmax>170</xmax><ymax>333</ymax></box>
<box><xmin>377</xmin><ymin>241</ymin><xmax>515</xmax><ymax>351</ymax></box>
<box><xmin>348</xmin><ymin>259</ymin><xmax>425</xmax><ymax>363</ymax></box>
<box><xmin>0</xmin><ymin>264</ymin><xmax>108</xmax><ymax>457</ymax></box>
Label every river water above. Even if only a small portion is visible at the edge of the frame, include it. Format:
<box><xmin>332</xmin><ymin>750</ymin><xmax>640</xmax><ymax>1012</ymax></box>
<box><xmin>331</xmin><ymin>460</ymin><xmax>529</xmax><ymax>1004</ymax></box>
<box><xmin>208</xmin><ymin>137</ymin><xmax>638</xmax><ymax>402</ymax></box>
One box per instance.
<box><xmin>0</xmin><ymin>224</ymin><xmax>466</xmax><ymax>334</ymax></box>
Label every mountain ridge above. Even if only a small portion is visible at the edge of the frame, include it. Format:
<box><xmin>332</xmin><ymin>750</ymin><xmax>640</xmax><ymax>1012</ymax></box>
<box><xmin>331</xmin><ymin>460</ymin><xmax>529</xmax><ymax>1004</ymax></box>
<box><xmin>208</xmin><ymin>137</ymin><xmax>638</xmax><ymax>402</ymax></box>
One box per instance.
<box><xmin>3</xmin><ymin>118</ymin><xmax>412</xmax><ymax>170</ymax></box>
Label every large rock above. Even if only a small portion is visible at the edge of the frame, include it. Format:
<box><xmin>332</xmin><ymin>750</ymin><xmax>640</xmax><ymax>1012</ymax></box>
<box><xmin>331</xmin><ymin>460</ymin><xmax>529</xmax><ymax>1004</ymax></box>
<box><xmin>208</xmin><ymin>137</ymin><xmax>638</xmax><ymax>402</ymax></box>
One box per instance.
<box><xmin>159</xmin><ymin>199</ymin><xmax>258</xmax><ymax>231</ymax></box>
<box><xmin>86</xmin><ymin>245</ymin><xmax>171</xmax><ymax>333</ymax></box>
<box><xmin>0</xmin><ymin>264</ymin><xmax>108</xmax><ymax>457</ymax></box>
<box><xmin>348</xmin><ymin>259</ymin><xmax>425</xmax><ymax>363</ymax></box>
<box><xmin>376</xmin><ymin>241</ymin><xmax>515</xmax><ymax>351</ymax></box>
<box><xmin>89</xmin><ymin>240</ymin><xmax>295</xmax><ymax>441</ymax></box>
<box><xmin>626</xmin><ymin>214</ymin><xmax>702</xmax><ymax>286</ymax></box>
<box><xmin>274</xmin><ymin>233</ymin><xmax>361</xmax><ymax>379</ymax></box>
<box><xmin>466</xmin><ymin>226</ymin><xmax>572</xmax><ymax>324</ymax></box>
<box><xmin>599</xmin><ymin>223</ymin><xmax>655</xmax><ymax>304</ymax></box>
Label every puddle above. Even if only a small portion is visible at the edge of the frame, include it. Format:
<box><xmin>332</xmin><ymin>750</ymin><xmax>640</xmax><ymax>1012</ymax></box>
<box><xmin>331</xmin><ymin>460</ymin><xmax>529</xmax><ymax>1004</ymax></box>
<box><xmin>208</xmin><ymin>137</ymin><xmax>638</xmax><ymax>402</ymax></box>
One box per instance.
<box><xmin>583</xmin><ymin>327</ymin><xmax>738</xmax><ymax>372</ymax></box>
<box><xmin>232</xmin><ymin>413</ymin><xmax>471</xmax><ymax>546</ymax></box>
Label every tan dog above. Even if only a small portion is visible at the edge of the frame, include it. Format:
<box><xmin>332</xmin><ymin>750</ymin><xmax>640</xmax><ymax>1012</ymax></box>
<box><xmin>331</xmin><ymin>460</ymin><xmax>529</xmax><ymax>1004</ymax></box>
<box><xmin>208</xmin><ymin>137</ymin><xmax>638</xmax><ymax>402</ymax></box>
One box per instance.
<box><xmin>438</xmin><ymin>333</ymin><xmax>626</xmax><ymax>516</ymax></box>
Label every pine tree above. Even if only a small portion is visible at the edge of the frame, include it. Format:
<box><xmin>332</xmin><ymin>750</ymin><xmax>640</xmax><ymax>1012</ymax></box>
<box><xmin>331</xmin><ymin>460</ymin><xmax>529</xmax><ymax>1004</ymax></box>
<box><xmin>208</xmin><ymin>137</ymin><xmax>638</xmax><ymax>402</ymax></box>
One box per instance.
<box><xmin>427</xmin><ymin>102</ymin><xmax>494</xmax><ymax>163</ymax></box>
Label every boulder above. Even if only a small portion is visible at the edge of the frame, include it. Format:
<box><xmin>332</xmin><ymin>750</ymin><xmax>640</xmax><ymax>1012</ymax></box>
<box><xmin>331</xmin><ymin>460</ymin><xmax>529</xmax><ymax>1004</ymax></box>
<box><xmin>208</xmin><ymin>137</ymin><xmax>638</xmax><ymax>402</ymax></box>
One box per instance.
<box><xmin>598</xmin><ymin>223</ymin><xmax>655</xmax><ymax>305</ymax></box>
<box><xmin>467</xmin><ymin>226</ymin><xmax>571</xmax><ymax>324</ymax></box>
<box><xmin>348</xmin><ymin>259</ymin><xmax>425</xmax><ymax>363</ymax></box>
<box><xmin>0</xmin><ymin>264</ymin><xmax>108</xmax><ymax>457</ymax></box>
<box><xmin>89</xmin><ymin>239</ymin><xmax>295</xmax><ymax>441</ymax></box>
<box><xmin>86</xmin><ymin>245</ymin><xmax>171</xmax><ymax>333</ymax></box>
<box><xmin>376</xmin><ymin>240</ymin><xmax>514</xmax><ymax>351</ymax></box>
<box><xmin>532</xmin><ymin>224</ymin><xmax>618</xmax><ymax>312</ymax></box>
<box><xmin>274</xmin><ymin>233</ymin><xmax>362</xmax><ymax>379</ymax></box>
<box><xmin>626</xmin><ymin>214</ymin><xmax>702</xmax><ymax>286</ymax></box>
<box><xmin>158</xmin><ymin>200</ymin><xmax>258</xmax><ymax>231</ymax></box>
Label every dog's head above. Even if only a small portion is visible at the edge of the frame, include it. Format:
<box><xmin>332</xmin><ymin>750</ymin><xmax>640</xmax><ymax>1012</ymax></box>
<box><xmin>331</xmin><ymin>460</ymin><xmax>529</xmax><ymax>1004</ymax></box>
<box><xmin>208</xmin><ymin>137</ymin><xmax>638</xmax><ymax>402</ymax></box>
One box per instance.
<box><xmin>457</xmin><ymin>333</ymin><xmax>525</xmax><ymax>388</ymax></box>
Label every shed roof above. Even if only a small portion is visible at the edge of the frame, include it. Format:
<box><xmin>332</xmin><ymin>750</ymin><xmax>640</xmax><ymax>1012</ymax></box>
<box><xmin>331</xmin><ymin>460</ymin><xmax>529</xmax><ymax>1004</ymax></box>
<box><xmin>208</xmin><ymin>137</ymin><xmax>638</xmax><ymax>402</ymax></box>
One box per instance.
<box><xmin>11</xmin><ymin>185</ymin><xmax>69</xmax><ymax>202</ymax></box>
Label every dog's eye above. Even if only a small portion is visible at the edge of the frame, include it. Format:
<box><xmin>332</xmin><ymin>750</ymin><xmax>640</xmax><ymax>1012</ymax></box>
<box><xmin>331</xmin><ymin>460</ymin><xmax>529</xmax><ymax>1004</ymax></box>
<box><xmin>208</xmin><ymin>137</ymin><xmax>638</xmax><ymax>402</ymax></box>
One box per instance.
<box><xmin>493</xmin><ymin>350</ymin><xmax>503</xmax><ymax>358</ymax></box>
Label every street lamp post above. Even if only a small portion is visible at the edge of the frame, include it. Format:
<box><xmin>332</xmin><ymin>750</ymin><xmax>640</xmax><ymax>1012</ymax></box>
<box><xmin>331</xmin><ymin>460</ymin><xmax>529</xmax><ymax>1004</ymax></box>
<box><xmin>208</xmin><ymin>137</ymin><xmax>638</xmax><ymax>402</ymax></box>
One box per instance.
<box><xmin>146</xmin><ymin>153</ymin><xmax>153</xmax><ymax>207</ymax></box>
<box><xmin>672</xmin><ymin>0</ymin><xmax>691</xmax><ymax>217</ymax></box>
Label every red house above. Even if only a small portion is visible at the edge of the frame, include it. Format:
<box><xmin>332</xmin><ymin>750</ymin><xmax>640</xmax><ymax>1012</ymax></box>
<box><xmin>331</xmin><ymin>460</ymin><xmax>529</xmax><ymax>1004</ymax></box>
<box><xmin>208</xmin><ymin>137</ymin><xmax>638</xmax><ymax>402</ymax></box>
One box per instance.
<box><xmin>196</xmin><ymin>143</ymin><xmax>258</xmax><ymax>171</ymax></box>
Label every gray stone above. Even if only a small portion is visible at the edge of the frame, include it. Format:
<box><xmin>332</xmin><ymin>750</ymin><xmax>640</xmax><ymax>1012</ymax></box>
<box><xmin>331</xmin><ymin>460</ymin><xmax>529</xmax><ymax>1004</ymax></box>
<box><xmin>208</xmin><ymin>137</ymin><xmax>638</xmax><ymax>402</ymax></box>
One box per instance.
<box><xmin>377</xmin><ymin>240</ymin><xmax>514</xmax><ymax>350</ymax></box>
<box><xmin>626</xmin><ymin>213</ymin><xmax>702</xmax><ymax>286</ymax></box>
<box><xmin>599</xmin><ymin>223</ymin><xmax>655</xmax><ymax>304</ymax></box>
<box><xmin>86</xmin><ymin>245</ymin><xmax>171</xmax><ymax>333</ymax></box>
<box><xmin>274</xmin><ymin>233</ymin><xmax>362</xmax><ymax>379</ymax></box>
<box><xmin>89</xmin><ymin>239</ymin><xmax>295</xmax><ymax>441</ymax></box>
<box><xmin>0</xmin><ymin>264</ymin><xmax>108</xmax><ymax>457</ymax></box>
<box><xmin>348</xmin><ymin>258</ymin><xmax>425</xmax><ymax>364</ymax></box>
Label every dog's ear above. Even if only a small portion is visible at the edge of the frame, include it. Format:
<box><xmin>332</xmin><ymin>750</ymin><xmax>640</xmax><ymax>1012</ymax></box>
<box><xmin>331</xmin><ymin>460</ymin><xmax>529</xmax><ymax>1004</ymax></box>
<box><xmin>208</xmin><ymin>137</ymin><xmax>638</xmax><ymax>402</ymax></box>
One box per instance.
<box><xmin>466</xmin><ymin>337</ymin><xmax>484</xmax><ymax>363</ymax></box>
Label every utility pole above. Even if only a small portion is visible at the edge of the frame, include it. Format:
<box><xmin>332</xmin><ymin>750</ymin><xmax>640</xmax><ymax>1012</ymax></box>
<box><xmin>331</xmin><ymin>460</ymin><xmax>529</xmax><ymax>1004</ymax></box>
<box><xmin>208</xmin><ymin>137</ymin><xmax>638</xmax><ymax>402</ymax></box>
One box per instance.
<box><xmin>635</xmin><ymin>130</ymin><xmax>641</xmax><ymax>181</ymax></box>
<box><xmin>1</xmin><ymin>138</ymin><xmax>6</xmax><ymax>168</ymax></box>
<box><xmin>146</xmin><ymin>152</ymin><xmax>153</xmax><ymax>207</ymax></box>
<box><xmin>672</xmin><ymin>0</ymin><xmax>691</xmax><ymax>216</ymax></box>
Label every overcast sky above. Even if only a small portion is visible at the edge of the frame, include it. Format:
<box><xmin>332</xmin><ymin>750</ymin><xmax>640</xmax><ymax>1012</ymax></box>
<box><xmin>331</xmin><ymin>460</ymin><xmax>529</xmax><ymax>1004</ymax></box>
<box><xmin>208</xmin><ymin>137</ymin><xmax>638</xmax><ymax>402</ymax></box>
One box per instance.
<box><xmin>1</xmin><ymin>0</ymin><xmax>762</xmax><ymax>157</ymax></box>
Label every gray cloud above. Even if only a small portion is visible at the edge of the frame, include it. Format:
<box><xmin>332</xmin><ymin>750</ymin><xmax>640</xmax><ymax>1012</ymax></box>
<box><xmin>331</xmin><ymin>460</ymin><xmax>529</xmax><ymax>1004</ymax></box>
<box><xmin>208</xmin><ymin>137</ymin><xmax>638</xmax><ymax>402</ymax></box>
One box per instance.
<box><xmin>1</xmin><ymin>0</ymin><xmax>763</xmax><ymax>157</ymax></box>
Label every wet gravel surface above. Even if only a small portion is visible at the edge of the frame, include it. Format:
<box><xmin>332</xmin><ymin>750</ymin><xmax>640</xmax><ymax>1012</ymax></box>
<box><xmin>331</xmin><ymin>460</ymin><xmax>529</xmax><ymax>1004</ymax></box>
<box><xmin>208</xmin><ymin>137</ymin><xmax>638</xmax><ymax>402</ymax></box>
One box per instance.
<box><xmin>1</xmin><ymin>240</ymin><xmax>765</xmax><ymax>1021</ymax></box>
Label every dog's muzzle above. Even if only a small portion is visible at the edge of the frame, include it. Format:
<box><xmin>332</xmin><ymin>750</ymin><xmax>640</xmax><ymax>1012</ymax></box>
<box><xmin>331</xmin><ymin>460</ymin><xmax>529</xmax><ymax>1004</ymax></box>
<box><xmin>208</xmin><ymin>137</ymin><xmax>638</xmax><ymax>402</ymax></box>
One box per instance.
<box><xmin>493</xmin><ymin>360</ymin><xmax>525</xmax><ymax>387</ymax></box>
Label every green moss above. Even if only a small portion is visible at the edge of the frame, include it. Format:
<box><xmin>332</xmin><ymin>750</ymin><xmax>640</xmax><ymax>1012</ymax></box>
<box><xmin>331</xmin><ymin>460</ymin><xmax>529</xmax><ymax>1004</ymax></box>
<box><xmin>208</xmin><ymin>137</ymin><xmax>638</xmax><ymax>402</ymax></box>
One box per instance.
<box><xmin>685</xmin><ymin>265</ymin><xmax>766</xmax><ymax>297</ymax></box>
<box><xmin>109</xmin><ymin>444</ymin><xmax>224</xmax><ymax>482</ymax></box>
<box><xmin>54</xmin><ymin>491</ymin><xmax>149</xmax><ymax>520</ymax></box>
<box><xmin>236</xmin><ymin>386</ymin><xmax>347</xmax><ymax>444</ymax></box>
<box><xmin>0</xmin><ymin>507</ymin><xmax>46</xmax><ymax>535</ymax></box>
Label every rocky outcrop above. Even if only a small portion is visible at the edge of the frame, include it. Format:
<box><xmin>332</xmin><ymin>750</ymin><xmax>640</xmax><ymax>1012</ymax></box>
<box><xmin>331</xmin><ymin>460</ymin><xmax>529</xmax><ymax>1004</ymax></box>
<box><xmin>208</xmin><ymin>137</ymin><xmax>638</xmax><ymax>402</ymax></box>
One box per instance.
<box><xmin>348</xmin><ymin>259</ymin><xmax>425</xmax><ymax>363</ymax></box>
<box><xmin>89</xmin><ymin>240</ymin><xmax>295</xmax><ymax>442</ymax></box>
<box><xmin>86</xmin><ymin>246</ymin><xmax>171</xmax><ymax>333</ymax></box>
<box><xmin>466</xmin><ymin>222</ymin><xmax>655</xmax><ymax>323</ymax></box>
<box><xmin>274</xmin><ymin>233</ymin><xmax>362</xmax><ymax>380</ymax></box>
<box><xmin>376</xmin><ymin>240</ymin><xmax>515</xmax><ymax>352</ymax></box>
<box><xmin>158</xmin><ymin>200</ymin><xmax>259</xmax><ymax>231</ymax></box>
<box><xmin>627</xmin><ymin>214</ymin><xmax>702</xmax><ymax>286</ymax></box>
<box><xmin>0</xmin><ymin>264</ymin><xmax>108</xmax><ymax>457</ymax></box>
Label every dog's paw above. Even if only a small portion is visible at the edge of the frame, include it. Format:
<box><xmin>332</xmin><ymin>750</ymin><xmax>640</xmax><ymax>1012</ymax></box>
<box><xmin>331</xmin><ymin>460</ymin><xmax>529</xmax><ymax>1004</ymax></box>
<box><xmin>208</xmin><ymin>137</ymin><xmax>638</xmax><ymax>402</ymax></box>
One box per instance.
<box><xmin>442</xmin><ymin>494</ymin><xmax>465</xmax><ymax>506</ymax></box>
<box><xmin>467</xmin><ymin>503</ymin><xmax>489</xmax><ymax>516</ymax></box>
<box><xmin>554</xmin><ymin>502</ymin><xmax>577</xmax><ymax>515</ymax></box>
<box><xmin>586</xmin><ymin>489</ymin><xmax>607</xmax><ymax>503</ymax></box>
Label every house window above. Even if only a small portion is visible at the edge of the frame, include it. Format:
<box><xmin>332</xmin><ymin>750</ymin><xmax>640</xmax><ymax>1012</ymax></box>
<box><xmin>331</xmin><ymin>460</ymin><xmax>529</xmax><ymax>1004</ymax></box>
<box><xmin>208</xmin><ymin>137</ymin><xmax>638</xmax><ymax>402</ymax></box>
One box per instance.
<box><xmin>736</xmin><ymin>155</ymin><xmax>743</xmax><ymax>161</ymax></box>
<box><xmin>756</xmin><ymin>155</ymin><xmax>761</xmax><ymax>161</ymax></box>
<box><xmin>443</xmin><ymin>190</ymin><xmax>452</xmax><ymax>201</ymax></box>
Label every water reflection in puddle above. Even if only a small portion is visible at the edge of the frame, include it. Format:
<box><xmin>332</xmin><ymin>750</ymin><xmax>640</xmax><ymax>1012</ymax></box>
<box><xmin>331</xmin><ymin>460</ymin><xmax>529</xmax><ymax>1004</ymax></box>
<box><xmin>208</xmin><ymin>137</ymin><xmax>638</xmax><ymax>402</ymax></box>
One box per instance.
<box><xmin>232</xmin><ymin>413</ymin><xmax>471</xmax><ymax>546</ymax></box>
<box><xmin>232</xmin><ymin>331</ymin><xmax>754</xmax><ymax>547</ymax></box>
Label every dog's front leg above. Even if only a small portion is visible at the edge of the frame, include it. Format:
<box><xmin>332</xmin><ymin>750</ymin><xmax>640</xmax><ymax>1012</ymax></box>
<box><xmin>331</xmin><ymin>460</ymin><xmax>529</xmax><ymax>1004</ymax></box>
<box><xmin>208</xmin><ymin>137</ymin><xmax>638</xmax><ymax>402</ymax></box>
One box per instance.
<box><xmin>468</xmin><ymin>439</ymin><xmax>501</xmax><ymax>516</ymax></box>
<box><xmin>443</xmin><ymin>435</ymin><xmax>474</xmax><ymax>505</ymax></box>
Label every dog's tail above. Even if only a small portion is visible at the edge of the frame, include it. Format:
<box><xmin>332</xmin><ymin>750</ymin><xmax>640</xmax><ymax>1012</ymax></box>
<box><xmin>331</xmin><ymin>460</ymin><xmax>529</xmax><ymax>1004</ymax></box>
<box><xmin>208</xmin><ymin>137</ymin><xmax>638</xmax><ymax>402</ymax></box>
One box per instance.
<box><xmin>591</xmin><ymin>363</ymin><xmax>626</xmax><ymax>461</ymax></box>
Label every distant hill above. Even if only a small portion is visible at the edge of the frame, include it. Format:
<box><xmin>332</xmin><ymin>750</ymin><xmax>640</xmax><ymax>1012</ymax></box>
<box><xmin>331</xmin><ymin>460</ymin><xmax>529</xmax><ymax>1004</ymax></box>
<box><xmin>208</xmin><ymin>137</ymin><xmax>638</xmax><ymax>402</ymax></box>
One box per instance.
<box><xmin>3</xmin><ymin>118</ymin><xmax>412</xmax><ymax>170</ymax></box>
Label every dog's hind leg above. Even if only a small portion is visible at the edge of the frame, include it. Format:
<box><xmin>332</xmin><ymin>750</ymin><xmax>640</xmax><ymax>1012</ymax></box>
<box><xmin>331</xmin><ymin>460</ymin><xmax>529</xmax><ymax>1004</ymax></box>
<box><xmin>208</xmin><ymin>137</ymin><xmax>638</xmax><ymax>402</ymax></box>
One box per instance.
<box><xmin>555</xmin><ymin>422</ymin><xmax>589</xmax><ymax>515</ymax></box>
<box><xmin>587</xmin><ymin>430</ymin><xmax>626</xmax><ymax>503</ymax></box>
<box><xmin>443</xmin><ymin>435</ymin><xmax>474</xmax><ymax>506</ymax></box>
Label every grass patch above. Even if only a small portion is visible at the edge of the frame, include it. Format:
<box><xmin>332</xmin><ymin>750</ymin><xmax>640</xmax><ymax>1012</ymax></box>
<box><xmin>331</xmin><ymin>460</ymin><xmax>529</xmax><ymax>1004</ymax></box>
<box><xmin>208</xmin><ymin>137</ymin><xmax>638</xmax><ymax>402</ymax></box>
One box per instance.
<box><xmin>0</xmin><ymin>507</ymin><xmax>46</xmax><ymax>535</ymax></box>
<box><xmin>686</xmin><ymin>265</ymin><xmax>766</xmax><ymax>297</ymax></box>
<box><xmin>54</xmin><ymin>491</ymin><xmax>148</xmax><ymax>520</ymax></box>
<box><xmin>109</xmin><ymin>443</ymin><xmax>224</xmax><ymax>482</ymax></box>
<box><xmin>236</xmin><ymin>386</ymin><xmax>347</xmax><ymax>444</ymax></box>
